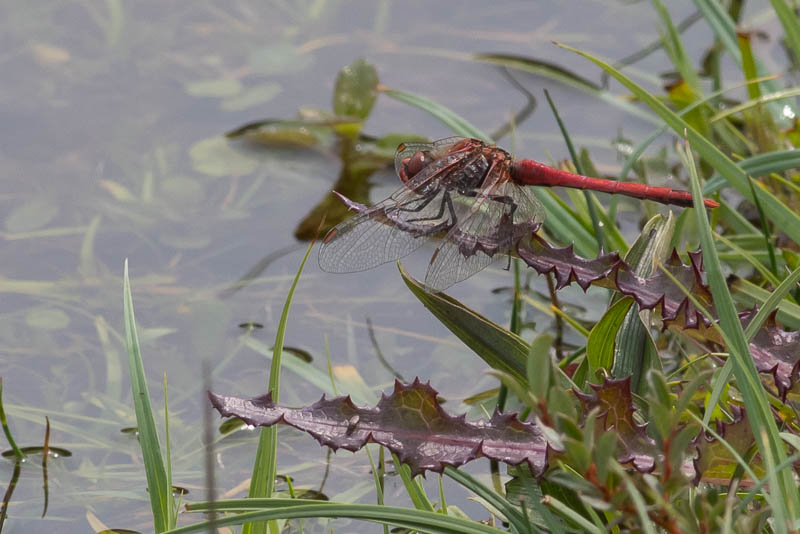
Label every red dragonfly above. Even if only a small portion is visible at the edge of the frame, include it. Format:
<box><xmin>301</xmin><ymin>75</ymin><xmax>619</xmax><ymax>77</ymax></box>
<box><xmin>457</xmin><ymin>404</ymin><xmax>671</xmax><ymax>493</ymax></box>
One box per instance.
<box><xmin>318</xmin><ymin>137</ymin><xmax>718</xmax><ymax>291</ymax></box>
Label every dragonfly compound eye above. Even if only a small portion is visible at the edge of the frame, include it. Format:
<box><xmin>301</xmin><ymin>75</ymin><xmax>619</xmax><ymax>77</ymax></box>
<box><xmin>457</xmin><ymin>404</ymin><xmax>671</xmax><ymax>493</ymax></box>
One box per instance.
<box><xmin>405</xmin><ymin>150</ymin><xmax>430</xmax><ymax>178</ymax></box>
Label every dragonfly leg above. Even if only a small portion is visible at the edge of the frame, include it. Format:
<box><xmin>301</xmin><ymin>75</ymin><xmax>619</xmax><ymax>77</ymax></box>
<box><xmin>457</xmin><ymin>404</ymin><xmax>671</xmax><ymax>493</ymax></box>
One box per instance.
<box><xmin>487</xmin><ymin>194</ymin><xmax>518</xmax><ymax>219</ymax></box>
<box><xmin>407</xmin><ymin>191</ymin><xmax>456</xmax><ymax>225</ymax></box>
<box><xmin>397</xmin><ymin>191</ymin><xmax>438</xmax><ymax>214</ymax></box>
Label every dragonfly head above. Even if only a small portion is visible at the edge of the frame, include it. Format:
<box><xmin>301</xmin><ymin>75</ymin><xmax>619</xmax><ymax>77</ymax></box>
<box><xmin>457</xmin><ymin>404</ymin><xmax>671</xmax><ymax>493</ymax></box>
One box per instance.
<box><xmin>398</xmin><ymin>149</ymin><xmax>432</xmax><ymax>183</ymax></box>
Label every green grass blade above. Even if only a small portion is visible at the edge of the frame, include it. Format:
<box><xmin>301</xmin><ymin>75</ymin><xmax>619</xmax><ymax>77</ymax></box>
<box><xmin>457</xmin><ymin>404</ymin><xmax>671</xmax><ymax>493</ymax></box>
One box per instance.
<box><xmin>652</xmin><ymin>0</ymin><xmax>700</xmax><ymax>92</ymax></box>
<box><xmin>557</xmin><ymin>42</ymin><xmax>800</xmax><ymax>247</ymax></box>
<box><xmin>379</xmin><ymin>87</ymin><xmax>491</xmax><ymax>141</ymax></box>
<box><xmin>704</xmin><ymin>149</ymin><xmax>800</xmax><ymax>194</ymax></box>
<box><xmin>710</xmin><ymin>87</ymin><xmax>800</xmax><ymax>123</ymax></box>
<box><xmin>542</xmin><ymin>495</ymin><xmax>603</xmax><ymax>534</ymax></box>
<box><xmin>693</xmin><ymin>0</ymin><xmax>794</xmax><ymax>118</ymax></box>
<box><xmin>443</xmin><ymin>467</ymin><xmax>530</xmax><ymax>531</ymax></box>
<box><xmin>680</xmin><ymin>142</ymin><xmax>800</xmax><ymax>523</ymax></box>
<box><xmin>768</xmin><ymin>0</ymin><xmax>800</xmax><ymax>69</ymax></box>
<box><xmin>0</xmin><ymin>378</ymin><xmax>23</xmax><ymax>460</ymax></box>
<box><xmin>713</xmin><ymin>232</ymin><xmax>781</xmax><ymax>288</ymax></box>
<box><xmin>743</xmin><ymin>264</ymin><xmax>800</xmax><ymax>341</ymax></box>
<box><xmin>244</xmin><ymin>242</ymin><xmax>314</xmax><ymax>534</ymax></box>
<box><xmin>175</xmin><ymin>499</ymin><xmax>511</xmax><ymax>534</ymax></box>
<box><xmin>123</xmin><ymin>260</ymin><xmax>172</xmax><ymax>533</ymax></box>
<box><xmin>473</xmin><ymin>53</ymin><xmax>661</xmax><ymax>125</ymax></box>
<box><xmin>543</xmin><ymin>89</ymin><xmax>604</xmax><ymax>253</ymax></box>
<box><xmin>392</xmin><ymin>453</ymin><xmax>435</xmax><ymax>512</ymax></box>
<box><xmin>621</xmin><ymin>74</ymin><xmax>781</xmax><ymax>182</ymax></box>
<box><xmin>731</xmin><ymin>279</ymin><xmax>800</xmax><ymax>329</ymax></box>
<box><xmin>536</xmin><ymin>190</ymin><xmax>598</xmax><ymax>257</ymax></box>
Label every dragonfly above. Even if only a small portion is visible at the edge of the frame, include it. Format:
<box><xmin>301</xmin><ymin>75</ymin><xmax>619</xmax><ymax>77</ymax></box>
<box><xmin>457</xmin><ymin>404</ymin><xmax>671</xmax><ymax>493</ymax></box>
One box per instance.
<box><xmin>318</xmin><ymin>137</ymin><xmax>718</xmax><ymax>292</ymax></box>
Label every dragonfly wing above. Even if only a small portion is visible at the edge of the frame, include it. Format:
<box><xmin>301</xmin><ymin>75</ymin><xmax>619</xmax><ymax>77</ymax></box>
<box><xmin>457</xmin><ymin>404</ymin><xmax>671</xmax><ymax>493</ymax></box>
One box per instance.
<box><xmin>423</xmin><ymin>172</ymin><xmax>544</xmax><ymax>291</ymax></box>
<box><xmin>320</xmin><ymin>143</ymin><xmax>478</xmax><ymax>274</ymax></box>
<box><xmin>318</xmin><ymin>187</ymin><xmax>454</xmax><ymax>273</ymax></box>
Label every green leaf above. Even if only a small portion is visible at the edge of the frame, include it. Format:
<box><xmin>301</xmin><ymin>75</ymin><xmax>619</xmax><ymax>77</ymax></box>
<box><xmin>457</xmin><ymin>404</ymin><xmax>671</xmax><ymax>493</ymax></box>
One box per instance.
<box><xmin>123</xmin><ymin>260</ymin><xmax>173</xmax><ymax>532</ymax></box>
<box><xmin>189</xmin><ymin>137</ymin><xmax>259</xmax><ymax>177</ymax></box>
<box><xmin>184</xmin><ymin>78</ymin><xmax>242</xmax><ymax>97</ymax></box>
<box><xmin>586</xmin><ymin>297</ymin><xmax>634</xmax><ymax>376</ymax></box>
<box><xmin>5</xmin><ymin>197</ymin><xmax>58</xmax><ymax>233</ymax></box>
<box><xmin>333</xmin><ymin>58</ymin><xmax>379</xmax><ymax>121</ymax></box>
<box><xmin>612</xmin><ymin>214</ymin><xmax>673</xmax><ymax>391</ymax></box>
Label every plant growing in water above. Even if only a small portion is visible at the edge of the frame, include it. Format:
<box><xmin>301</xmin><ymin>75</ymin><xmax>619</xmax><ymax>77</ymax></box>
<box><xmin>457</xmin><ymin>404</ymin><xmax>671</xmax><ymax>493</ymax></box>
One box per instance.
<box><xmin>118</xmin><ymin>3</ymin><xmax>800</xmax><ymax>532</ymax></box>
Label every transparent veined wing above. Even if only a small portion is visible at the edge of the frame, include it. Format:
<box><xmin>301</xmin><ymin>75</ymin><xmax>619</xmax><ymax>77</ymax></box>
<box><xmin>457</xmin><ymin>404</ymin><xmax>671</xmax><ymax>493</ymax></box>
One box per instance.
<box><xmin>424</xmin><ymin>167</ymin><xmax>544</xmax><ymax>291</ymax></box>
<box><xmin>318</xmin><ymin>142</ymin><xmax>476</xmax><ymax>273</ymax></box>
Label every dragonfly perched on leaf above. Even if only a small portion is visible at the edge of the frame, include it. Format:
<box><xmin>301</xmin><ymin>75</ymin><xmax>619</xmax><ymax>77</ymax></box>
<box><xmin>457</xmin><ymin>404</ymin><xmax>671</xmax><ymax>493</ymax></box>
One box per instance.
<box><xmin>318</xmin><ymin>137</ymin><xmax>717</xmax><ymax>292</ymax></box>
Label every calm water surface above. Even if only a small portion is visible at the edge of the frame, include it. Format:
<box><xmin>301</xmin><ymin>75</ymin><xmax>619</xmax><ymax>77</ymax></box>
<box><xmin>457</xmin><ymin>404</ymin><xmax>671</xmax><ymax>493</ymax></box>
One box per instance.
<box><xmin>0</xmin><ymin>1</ymin><xmax>770</xmax><ymax>531</ymax></box>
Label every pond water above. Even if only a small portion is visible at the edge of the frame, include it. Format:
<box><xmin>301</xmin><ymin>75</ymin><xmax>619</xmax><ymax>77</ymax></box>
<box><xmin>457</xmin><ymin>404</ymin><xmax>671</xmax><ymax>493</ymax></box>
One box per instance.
<box><xmin>0</xmin><ymin>1</ymin><xmax>777</xmax><ymax>531</ymax></box>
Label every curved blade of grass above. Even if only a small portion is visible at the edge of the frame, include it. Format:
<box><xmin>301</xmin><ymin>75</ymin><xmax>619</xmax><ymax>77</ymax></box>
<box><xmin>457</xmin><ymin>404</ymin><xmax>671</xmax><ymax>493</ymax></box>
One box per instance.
<box><xmin>378</xmin><ymin>86</ymin><xmax>491</xmax><ymax>142</ymax></box>
<box><xmin>680</xmin><ymin>141</ymin><xmax>800</xmax><ymax>523</ymax></box>
<box><xmin>769</xmin><ymin>0</ymin><xmax>800</xmax><ymax>67</ymax></box>
<box><xmin>710</xmin><ymin>88</ymin><xmax>800</xmax><ymax>123</ymax></box>
<box><xmin>473</xmin><ymin>53</ymin><xmax>660</xmax><ymax>125</ymax></box>
<box><xmin>620</xmin><ymin>74</ymin><xmax>780</xmax><ymax>182</ymax></box>
<box><xmin>175</xmin><ymin>500</ymin><xmax>510</xmax><ymax>534</ymax></box>
<box><xmin>490</xmin><ymin>67</ymin><xmax>537</xmax><ymax>142</ymax></box>
<box><xmin>653</xmin><ymin>0</ymin><xmax>700</xmax><ymax>92</ymax></box>
<box><xmin>743</xmin><ymin>264</ymin><xmax>800</xmax><ymax>341</ymax></box>
<box><xmin>557</xmin><ymin>42</ymin><xmax>800</xmax><ymax>247</ymax></box>
<box><xmin>123</xmin><ymin>260</ymin><xmax>172</xmax><ymax>532</ymax></box>
<box><xmin>244</xmin><ymin>243</ymin><xmax>314</xmax><ymax>534</ymax></box>
<box><xmin>713</xmin><ymin>232</ymin><xmax>781</xmax><ymax>288</ymax></box>
<box><xmin>693</xmin><ymin>0</ymin><xmax>794</xmax><ymax>119</ymax></box>
<box><xmin>543</xmin><ymin>89</ymin><xmax>604</xmax><ymax>253</ymax></box>
<box><xmin>0</xmin><ymin>378</ymin><xmax>23</xmax><ymax>460</ymax></box>
<box><xmin>704</xmin><ymin>149</ymin><xmax>800</xmax><ymax>193</ymax></box>
<box><xmin>731</xmin><ymin>279</ymin><xmax>800</xmax><ymax>329</ymax></box>
<box><xmin>393</xmin><ymin>452</ymin><xmax>434</xmax><ymax>513</ymax></box>
<box><xmin>746</xmin><ymin>175</ymin><xmax>778</xmax><ymax>277</ymax></box>
<box><xmin>443</xmin><ymin>467</ymin><xmax>530</xmax><ymax>532</ymax></box>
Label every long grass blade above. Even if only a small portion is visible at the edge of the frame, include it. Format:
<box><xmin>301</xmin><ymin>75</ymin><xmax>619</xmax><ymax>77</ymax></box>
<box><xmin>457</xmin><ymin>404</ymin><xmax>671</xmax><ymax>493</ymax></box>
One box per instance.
<box><xmin>123</xmin><ymin>260</ymin><xmax>172</xmax><ymax>532</ymax></box>
<box><xmin>245</xmin><ymin>243</ymin><xmax>314</xmax><ymax>534</ymax></box>
<box><xmin>556</xmin><ymin>42</ymin><xmax>800</xmax><ymax>247</ymax></box>
<box><xmin>176</xmin><ymin>499</ymin><xmax>510</xmax><ymax>534</ymax></box>
<box><xmin>378</xmin><ymin>86</ymin><xmax>491</xmax><ymax>141</ymax></box>
<box><xmin>679</xmin><ymin>142</ymin><xmax>800</xmax><ymax>523</ymax></box>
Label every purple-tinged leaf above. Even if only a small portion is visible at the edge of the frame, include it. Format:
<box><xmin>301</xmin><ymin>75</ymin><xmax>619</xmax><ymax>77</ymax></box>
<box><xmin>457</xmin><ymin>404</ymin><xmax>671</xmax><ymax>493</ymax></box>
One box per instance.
<box><xmin>574</xmin><ymin>376</ymin><xmax>658</xmax><ymax>472</ymax></box>
<box><xmin>517</xmin><ymin>235</ymin><xmax>621</xmax><ymax>290</ymax></box>
<box><xmin>615</xmin><ymin>250</ymin><xmax>712</xmax><ymax>330</ymax></box>
<box><xmin>742</xmin><ymin>310</ymin><xmax>800</xmax><ymax>399</ymax></box>
<box><xmin>517</xmin><ymin>238</ymin><xmax>712</xmax><ymax>330</ymax></box>
<box><xmin>209</xmin><ymin>379</ymin><xmax>549</xmax><ymax>477</ymax></box>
